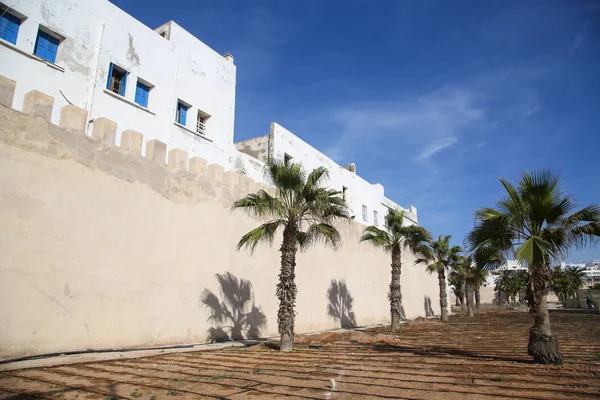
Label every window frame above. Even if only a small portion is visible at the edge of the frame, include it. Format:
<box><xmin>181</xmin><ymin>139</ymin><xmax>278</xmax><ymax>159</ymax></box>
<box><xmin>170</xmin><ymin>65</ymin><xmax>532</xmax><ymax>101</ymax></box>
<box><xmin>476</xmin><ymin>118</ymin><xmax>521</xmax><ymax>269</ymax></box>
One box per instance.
<box><xmin>176</xmin><ymin>100</ymin><xmax>189</xmax><ymax>126</ymax></box>
<box><xmin>0</xmin><ymin>9</ymin><xmax>21</xmax><ymax>44</ymax></box>
<box><xmin>34</xmin><ymin>27</ymin><xmax>61</xmax><ymax>64</ymax></box>
<box><xmin>106</xmin><ymin>63</ymin><xmax>128</xmax><ymax>96</ymax></box>
<box><xmin>362</xmin><ymin>205</ymin><xmax>368</xmax><ymax>222</ymax></box>
<box><xmin>374</xmin><ymin>210</ymin><xmax>378</xmax><ymax>226</ymax></box>
<box><xmin>195</xmin><ymin>109</ymin><xmax>210</xmax><ymax>135</ymax></box>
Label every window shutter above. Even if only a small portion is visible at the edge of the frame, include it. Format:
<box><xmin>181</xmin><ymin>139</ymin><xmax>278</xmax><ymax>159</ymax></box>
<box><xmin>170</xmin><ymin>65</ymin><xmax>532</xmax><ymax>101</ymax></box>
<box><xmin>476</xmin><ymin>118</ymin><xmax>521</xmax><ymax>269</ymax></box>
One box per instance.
<box><xmin>106</xmin><ymin>63</ymin><xmax>114</xmax><ymax>90</ymax></box>
<box><xmin>45</xmin><ymin>34</ymin><xmax>59</xmax><ymax>63</ymax></box>
<box><xmin>180</xmin><ymin>105</ymin><xmax>187</xmax><ymax>126</ymax></box>
<box><xmin>35</xmin><ymin>32</ymin><xmax>47</xmax><ymax>59</ymax></box>
<box><xmin>135</xmin><ymin>83</ymin><xmax>149</xmax><ymax>108</ymax></box>
<box><xmin>1</xmin><ymin>13</ymin><xmax>20</xmax><ymax>44</ymax></box>
<box><xmin>120</xmin><ymin>71</ymin><xmax>128</xmax><ymax>96</ymax></box>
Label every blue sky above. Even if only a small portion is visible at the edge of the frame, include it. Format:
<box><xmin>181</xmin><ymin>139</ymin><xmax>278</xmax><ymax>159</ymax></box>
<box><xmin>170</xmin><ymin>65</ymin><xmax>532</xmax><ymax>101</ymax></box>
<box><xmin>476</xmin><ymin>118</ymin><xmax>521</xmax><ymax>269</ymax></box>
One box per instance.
<box><xmin>112</xmin><ymin>0</ymin><xmax>600</xmax><ymax>262</ymax></box>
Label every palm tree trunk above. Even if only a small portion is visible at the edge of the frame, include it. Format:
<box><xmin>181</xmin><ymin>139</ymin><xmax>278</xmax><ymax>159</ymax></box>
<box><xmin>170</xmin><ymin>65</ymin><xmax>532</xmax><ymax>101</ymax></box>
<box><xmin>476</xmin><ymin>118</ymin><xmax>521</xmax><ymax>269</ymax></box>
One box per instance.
<box><xmin>390</xmin><ymin>246</ymin><xmax>403</xmax><ymax>331</ymax></box>
<box><xmin>466</xmin><ymin>284</ymin><xmax>474</xmax><ymax>317</ymax></box>
<box><xmin>527</xmin><ymin>263</ymin><xmax>563</xmax><ymax>364</ymax></box>
<box><xmin>459</xmin><ymin>294</ymin><xmax>465</xmax><ymax>313</ymax></box>
<box><xmin>455</xmin><ymin>296</ymin><xmax>460</xmax><ymax>307</ymax></box>
<box><xmin>277</xmin><ymin>225</ymin><xmax>298</xmax><ymax>352</ymax></box>
<box><xmin>438</xmin><ymin>269</ymin><xmax>449</xmax><ymax>322</ymax></box>
<box><xmin>475</xmin><ymin>286</ymin><xmax>481</xmax><ymax>309</ymax></box>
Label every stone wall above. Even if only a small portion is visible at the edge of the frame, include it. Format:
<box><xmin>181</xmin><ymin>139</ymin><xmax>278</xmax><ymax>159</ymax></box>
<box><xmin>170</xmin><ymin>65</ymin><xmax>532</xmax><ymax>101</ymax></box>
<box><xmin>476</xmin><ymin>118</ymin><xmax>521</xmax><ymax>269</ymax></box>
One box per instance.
<box><xmin>0</xmin><ymin>80</ymin><xmax>442</xmax><ymax>360</ymax></box>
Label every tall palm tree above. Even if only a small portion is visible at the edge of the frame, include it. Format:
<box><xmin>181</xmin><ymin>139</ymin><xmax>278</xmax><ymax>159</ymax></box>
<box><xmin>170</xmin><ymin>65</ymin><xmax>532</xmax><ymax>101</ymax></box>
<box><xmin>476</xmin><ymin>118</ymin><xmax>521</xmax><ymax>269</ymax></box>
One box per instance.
<box><xmin>233</xmin><ymin>160</ymin><xmax>349</xmax><ymax>351</ymax></box>
<box><xmin>360</xmin><ymin>209</ymin><xmax>431</xmax><ymax>331</ymax></box>
<box><xmin>416</xmin><ymin>235</ymin><xmax>462</xmax><ymax>322</ymax></box>
<box><xmin>467</xmin><ymin>169</ymin><xmax>599</xmax><ymax>364</ymax></box>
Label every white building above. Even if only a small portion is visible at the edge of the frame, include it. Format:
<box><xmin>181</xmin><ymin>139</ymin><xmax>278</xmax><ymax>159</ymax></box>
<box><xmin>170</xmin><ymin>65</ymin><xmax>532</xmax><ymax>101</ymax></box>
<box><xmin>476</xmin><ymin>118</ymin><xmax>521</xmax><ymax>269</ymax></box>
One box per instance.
<box><xmin>562</xmin><ymin>260</ymin><xmax>600</xmax><ymax>287</ymax></box>
<box><xmin>0</xmin><ymin>0</ymin><xmax>417</xmax><ymax>225</ymax></box>
<box><xmin>235</xmin><ymin>123</ymin><xmax>418</xmax><ymax>226</ymax></box>
<box><xmin>484</xmin><ymin>260</ymin><xmax>526</xmax><ymax>287</ymax></box>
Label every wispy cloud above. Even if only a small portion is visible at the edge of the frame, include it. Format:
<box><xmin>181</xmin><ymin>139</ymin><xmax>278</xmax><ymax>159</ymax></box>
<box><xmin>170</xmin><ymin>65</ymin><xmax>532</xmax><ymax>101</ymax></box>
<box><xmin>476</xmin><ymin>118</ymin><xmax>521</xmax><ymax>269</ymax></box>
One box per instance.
<box><xmin>317</xmin><ymin>66</ymin><xmax>546</xmax><ymax>168</ymax></box>
<box><xmin>324</xmin><ymin>85</ymin><xmax>487</xmax><ymax>164</ymax></box>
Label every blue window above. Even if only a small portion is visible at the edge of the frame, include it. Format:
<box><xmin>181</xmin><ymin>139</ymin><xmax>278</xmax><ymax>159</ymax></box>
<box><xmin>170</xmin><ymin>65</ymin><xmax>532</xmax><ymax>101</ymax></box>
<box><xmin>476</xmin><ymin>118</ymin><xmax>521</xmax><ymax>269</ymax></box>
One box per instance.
<box><xmin>34</xmin><ymin>29</ymin><xmax>60</xmax><ymax>63</ymax></box>
<box><xmin>106</xmin><ymin>63</ymin><xmax>128</xmax><ymax>96</ymax></box>
<box><xmin>176</xmin><ymin>101</ymin><xmax>188</xmax><ymax>125</ymax></box>
<box><xmin>134</xmin><ymin>81</ymin><xmax>150</xmax><ymax>108</ymax></box>
<box><xmin>0</xmin><ymin>11</ymin><xmax>21</xmax><ymax>44</ymax></box>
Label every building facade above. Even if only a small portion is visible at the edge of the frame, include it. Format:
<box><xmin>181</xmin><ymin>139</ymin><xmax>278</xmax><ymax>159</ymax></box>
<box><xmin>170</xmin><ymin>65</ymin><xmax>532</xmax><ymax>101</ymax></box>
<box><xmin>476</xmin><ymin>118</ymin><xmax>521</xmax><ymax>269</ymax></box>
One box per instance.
<box><xmin>563</xmin><ymin>260</ymin><xmax>600</xmax><ymax>287</ymax></box>
<box><xmin>0</xmin><ymin>0</ymin><xmax>416</xmax><ymax>224</ymax></box>
<box><xmin>236</xmin><ymin>123</ymin><xmax>418</xmax><ymax>226</ymax></box>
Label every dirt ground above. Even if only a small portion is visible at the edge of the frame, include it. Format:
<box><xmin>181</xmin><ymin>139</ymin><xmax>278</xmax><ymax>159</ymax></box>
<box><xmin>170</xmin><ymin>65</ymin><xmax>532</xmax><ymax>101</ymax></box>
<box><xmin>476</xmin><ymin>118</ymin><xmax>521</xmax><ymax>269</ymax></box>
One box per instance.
<box><xmin>1</xmin><ymin>310</ymin><xmax>598</xmax><ymax>399</ymax></box>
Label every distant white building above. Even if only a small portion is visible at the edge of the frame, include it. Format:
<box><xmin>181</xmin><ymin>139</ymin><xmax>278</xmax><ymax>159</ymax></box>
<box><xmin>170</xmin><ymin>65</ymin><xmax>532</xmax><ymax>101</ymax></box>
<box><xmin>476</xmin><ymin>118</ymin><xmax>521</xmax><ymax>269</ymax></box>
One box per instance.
<box><xmin>0</xmin><ymin>0</ymin><xmax>417</xmax><ymax>225</ymax></box>
<box><xmin>484</xmin><ymin>260</ymin><xmax>527</xmax><ymax>287</ymax></box>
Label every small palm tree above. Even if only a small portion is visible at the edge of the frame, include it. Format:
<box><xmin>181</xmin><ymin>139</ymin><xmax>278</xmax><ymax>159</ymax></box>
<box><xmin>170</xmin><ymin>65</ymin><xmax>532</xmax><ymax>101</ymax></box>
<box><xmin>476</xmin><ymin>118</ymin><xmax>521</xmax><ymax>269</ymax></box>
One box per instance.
<box><xmin>416</xmin><ymin>235</ymin><xmax>462</xmax><ymax>321</ymax></box>
<box><xmin>233</xmin><ymin>160</ymin><xmax>349</xmax><ymax>351</ymax></box>
<box><xmin>552</xmin><ymin>267</ymin><xmax>586</xmax><ymax>307</ymax></box>
<box><xmin>467</xmin><ymin>169</ymin><xmax>599</xmax><ymax>364</ymax></box>
<box><xmin>448</xmin><ymin>271</ymin><xmax>465</xmax><ymax>312</ymax></box>
<box><xmin>564</xmin><ymin>267</ymin><xmax>586</xmax><ymax>294</ymax></box>
<box><xmin>457</xmin><ymin>256</ymin><xmax>477</xmax><ymax>317</ymax></box>
<box><xmin>360</xmin><ymin>209</ymin><xmax>431</xmax><ymax>331</ymax></box>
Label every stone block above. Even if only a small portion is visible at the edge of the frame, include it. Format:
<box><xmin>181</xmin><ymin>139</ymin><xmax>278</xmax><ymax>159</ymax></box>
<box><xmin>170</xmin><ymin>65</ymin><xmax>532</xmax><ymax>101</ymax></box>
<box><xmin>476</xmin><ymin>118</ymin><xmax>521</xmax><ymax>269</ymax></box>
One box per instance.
<box><xmin>0</xmin><ymin>75</ymin><xmax>16</xmax><ymax>108</ymax></box>
<box><xmin>189</xmin><ymin>157</ymin><xmax>207</xmax><ymax>177</ymax></box>
<box><xmin>145</xmin><ymin>140</ymin><xmax>167</xmax><ymax>165</ymax></box>
<box><xmin>207</xmin><ymin>164</ymin><xmax>224</xmax><ymax>186</ymax></box>
<box><xmin>59</xmin><ymin>105</ymin><xmax>87</xmax><ymax>135</ymax></box>
<box><xmin>168</xmin><ymin>148</ymin><xmax>188</xmax><ymax>172</ymax></box>
<box><xmin>91</xmin><ymin>118</ymin><xmax>117</xmax><ymax>149</ymax></box>
<box><xmin>239</xmin><ymin>176</ymin><xmax>255</xmax><ymax>196</ymax></box>
<box><xmin>22</xmin><ymin>90</ymin><xmax>54</xmax><ymax>121</ymax></box>
<box><xmin>251</xmin><ymin>182</ymin><xmax>263</xmax><ymax>193</ymax></box>
<box><xmin>223</xmin><ymin>171</ymin><xmax>239</xmax><ymax>192</ymax></box>
<box><xmin>120</xmin><ymin>130</ymin><xmax>143</xmax><ymax>155</ymax></box>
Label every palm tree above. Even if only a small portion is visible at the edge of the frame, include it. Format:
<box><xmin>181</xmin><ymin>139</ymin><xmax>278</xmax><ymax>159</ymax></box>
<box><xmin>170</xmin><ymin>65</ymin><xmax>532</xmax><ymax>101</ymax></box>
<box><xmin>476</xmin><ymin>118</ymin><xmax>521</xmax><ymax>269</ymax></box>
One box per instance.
<box><xmin>416</xmin><ymin>235</ymin><xmax>462</xmax><ymax>322</ymax></box>
<box><xmin>448</xmin><ymin>271</ymin><xmax>465</xmax><ymax>312</ymax></box>
<box><xmin>494</xmin><ymin>270</ymin><xmax>524</xmax><ymax>305</ymax></box>
<box><xmin>458</xmin><ymin>256</ymin><xmax>477</xmax><ymax>317</ymax></box>
<box><xmin>233</xmin><ymin>160</ymin><xmax>349</xmax><ymax>351</ymax></box>
<box><xmin>467</xmin><ymin>169</ymin><xmax>600</xmax><ymax>364</ymax></box>
<box><xmin>552</xmin><ymin>267</ymin><xmax>586</xmax><ymax>307</ymax></box>
<box><xmin>564</xmin><ymin>267</ymin><xmax>586</xmax><ymax>295</ymax></box>
<box><xmin>360</xmin><ymin>209</ymin><xmax>431</xmax><ymax>331</ymax></box>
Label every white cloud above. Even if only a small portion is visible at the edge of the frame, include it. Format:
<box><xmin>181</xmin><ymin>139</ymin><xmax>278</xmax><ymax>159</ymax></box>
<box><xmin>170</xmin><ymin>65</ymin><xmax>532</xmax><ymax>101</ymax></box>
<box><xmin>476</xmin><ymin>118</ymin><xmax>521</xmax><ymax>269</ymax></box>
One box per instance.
<box><xmin>324</xmin><ymin>86</ymin><xmax>486</xmax><ymax>163</ymax></box>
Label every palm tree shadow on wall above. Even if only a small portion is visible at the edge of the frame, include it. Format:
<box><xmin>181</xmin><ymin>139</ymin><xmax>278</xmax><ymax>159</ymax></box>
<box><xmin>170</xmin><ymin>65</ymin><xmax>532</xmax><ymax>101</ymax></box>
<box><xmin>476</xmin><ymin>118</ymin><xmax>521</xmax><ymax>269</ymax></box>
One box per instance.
<box><xmin>200</xmin><ymin>272</ymin><xmax>267</xmax><ymax>343</ymax></box>
<box><xmin>327</xmin><ymin>280</ymin><xmax>357</xmax><ymax>328</ymax></box>
<box><xmin>424</xmin><ymin>295</ymin><xmax>435</xmax><ymax>317</ymax></box>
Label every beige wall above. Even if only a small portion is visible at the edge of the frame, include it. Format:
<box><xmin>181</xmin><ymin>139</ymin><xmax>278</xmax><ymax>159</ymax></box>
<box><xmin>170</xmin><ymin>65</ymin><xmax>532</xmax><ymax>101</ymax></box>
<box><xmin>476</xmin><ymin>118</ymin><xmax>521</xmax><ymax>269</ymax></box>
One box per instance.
<box><xmin>0</xmin><ymin>89</ymin><xmax>441</xmax><ymax>360</ymax></box>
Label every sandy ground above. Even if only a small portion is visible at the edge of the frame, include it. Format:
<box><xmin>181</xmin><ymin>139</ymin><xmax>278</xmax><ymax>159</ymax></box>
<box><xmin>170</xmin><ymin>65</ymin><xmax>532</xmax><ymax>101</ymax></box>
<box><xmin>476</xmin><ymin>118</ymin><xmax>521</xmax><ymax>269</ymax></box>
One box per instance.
<box><xmin>1</xmin><ymin>310</ymin><xmax>598</xmax><ymax>399</ymax></box>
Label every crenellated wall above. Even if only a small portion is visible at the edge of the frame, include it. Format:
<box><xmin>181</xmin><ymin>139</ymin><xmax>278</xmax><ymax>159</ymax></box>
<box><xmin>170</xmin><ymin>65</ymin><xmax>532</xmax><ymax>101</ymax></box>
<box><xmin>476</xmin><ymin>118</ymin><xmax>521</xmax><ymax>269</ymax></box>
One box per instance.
<box><xmin>0</xmin><ymin>79</ymin><xmax>443</xmax><ymax>360</ymax></box>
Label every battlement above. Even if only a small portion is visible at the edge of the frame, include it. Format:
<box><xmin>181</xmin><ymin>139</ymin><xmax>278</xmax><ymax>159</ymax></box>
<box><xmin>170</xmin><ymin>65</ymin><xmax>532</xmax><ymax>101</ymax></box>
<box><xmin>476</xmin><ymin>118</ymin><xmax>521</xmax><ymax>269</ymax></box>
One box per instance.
<box><xmin>0</xmin><ymin>75</ymin><xmax>270</xmax><ymax>204</ymax></box>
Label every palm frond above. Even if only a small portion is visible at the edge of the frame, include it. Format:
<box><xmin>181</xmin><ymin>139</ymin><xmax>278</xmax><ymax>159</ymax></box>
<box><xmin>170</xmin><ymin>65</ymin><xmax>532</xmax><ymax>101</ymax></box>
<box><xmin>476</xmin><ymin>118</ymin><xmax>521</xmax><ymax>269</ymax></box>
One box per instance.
<box><xmin>360</xmin><ymin>225</ymin><xmax>393</xmax><ymax>250</ymax></box>
<box><xmin>232</xmin><ymin>189</ymin><xmax>284</xmax><ymax>218</ymax></box>
<box><xmin>236</xmin><ymin>220</ymin><xmax>284</xmax><ymax>253</ymax></box>
<box><xmin>298</xmin><ymin>222</ymin><xmax>342</xmax><ymax>250</ymax></box>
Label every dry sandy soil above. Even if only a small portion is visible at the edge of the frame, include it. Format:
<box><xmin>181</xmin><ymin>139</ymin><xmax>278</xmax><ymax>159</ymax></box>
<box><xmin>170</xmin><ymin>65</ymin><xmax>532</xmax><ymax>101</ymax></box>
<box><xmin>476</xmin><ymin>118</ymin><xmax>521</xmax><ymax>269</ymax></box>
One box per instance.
<box><xmin>1</xmin><ymin>310</ymin><xmax>598</xmax><ymax>399</ymax></box>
